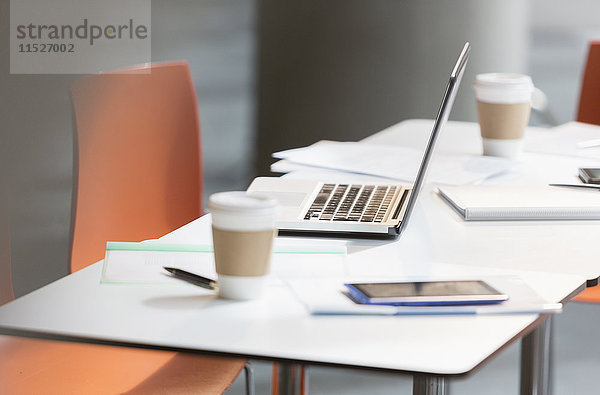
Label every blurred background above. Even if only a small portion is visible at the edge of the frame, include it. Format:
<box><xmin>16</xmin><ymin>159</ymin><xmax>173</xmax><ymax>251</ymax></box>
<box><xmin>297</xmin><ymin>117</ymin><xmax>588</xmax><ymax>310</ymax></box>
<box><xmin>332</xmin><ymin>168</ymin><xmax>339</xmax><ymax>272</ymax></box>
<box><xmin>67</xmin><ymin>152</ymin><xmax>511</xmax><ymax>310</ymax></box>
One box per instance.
<box><xmin>1</xmin><ymin>0</ymin><xmax>600</xmax><ymax>393</ymax></box>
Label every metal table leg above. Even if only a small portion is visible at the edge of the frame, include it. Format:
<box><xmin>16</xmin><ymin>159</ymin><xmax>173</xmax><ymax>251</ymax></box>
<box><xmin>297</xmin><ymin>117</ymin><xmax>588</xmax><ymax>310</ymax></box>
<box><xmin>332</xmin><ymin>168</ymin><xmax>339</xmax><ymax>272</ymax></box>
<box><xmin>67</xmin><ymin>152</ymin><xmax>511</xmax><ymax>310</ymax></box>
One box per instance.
<box><xmin>413</xmin><ymin>375</ymin><xmax>448</xmax><ymax>395</ymax></box>
<box><xmin>275</xmin><ymin>362</ymin><xmax>308</xmax><ymax>395</ymax></box>
<box><xmin>520</xmin><ymin>315</ymin><xmax>553</xmax><ymax>395</ymax></box>
<box><xmin>244</xmin><ymin>362</ymin><xmax>255</xmax><ymax>395</ymax></box>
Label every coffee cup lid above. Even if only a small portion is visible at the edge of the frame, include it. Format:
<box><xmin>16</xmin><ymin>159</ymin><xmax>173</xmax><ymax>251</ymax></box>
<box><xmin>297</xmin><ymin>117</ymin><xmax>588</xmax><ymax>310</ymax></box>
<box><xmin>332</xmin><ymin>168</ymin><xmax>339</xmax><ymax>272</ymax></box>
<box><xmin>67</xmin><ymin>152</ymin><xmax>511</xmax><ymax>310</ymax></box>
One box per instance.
<box><xmin>208</xmin><ymin>191</ymin><xmax>278</xmax><ymax>213</ymax></box>
<box><xmin>475</xmin><ymin>73</ymin><xmax>533</xmax><ymax>87</ymax></box>
<box><xmin>474</xmin><ymin>73</ymin><xmax>534</xmax><ymax>104</ymax></box>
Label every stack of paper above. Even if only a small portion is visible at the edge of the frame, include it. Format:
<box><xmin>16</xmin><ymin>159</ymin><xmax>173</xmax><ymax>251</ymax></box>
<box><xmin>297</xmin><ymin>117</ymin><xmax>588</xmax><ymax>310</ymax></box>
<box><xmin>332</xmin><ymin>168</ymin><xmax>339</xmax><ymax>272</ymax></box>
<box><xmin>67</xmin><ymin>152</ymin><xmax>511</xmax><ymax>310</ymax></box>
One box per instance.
<box><xmin>272</xmin><ymin>140</ymin><xmax>514</xmax><ymax>186</ymax></box>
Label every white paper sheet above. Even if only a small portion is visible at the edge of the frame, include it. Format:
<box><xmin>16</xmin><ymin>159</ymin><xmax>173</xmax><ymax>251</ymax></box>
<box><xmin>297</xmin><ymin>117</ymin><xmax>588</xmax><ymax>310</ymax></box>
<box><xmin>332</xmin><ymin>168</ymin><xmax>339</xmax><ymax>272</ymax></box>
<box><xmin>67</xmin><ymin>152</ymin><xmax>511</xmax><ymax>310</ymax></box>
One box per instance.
<box><xmin>272</xmin><ymin>141</ymin><xmax>514</xmax><ymax>185</ymax></box>
<box><xmin>524</xmin><ymin>122</ymin><xmax>600</xmax><ymax>158</ymax></box>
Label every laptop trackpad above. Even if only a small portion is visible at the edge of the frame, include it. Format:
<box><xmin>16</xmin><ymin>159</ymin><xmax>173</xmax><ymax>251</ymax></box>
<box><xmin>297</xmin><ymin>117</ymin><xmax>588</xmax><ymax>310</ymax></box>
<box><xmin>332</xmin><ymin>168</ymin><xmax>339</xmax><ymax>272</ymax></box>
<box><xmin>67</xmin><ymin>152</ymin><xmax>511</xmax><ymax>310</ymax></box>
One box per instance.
<box><xmin>251</xmin><ymin>191</ymin><xmax>307</xmax><ymax>207</ymax></box>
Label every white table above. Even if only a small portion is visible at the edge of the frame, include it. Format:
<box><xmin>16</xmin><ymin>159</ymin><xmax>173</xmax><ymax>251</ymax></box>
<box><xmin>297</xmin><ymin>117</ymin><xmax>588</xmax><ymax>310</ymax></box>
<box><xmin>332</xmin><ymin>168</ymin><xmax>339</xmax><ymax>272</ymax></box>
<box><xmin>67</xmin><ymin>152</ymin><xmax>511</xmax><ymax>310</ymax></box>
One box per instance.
<box><xmin>0</xmin><ymin>217</ymin><xmax>585</xmax><ymax>394</ymax></box>
<box><xmin>361</xmin><ymin>120</ymin><xmax>600</xmax><ymax>283</ymax></box>
<box><xmin>278</xmin><ymin>119</ymin><xmax>600</xmax><ymax>394</ymax></box>
<box><xmin>1</xmin><ymin>120</ymin><xmax>598</xmax><ymax>395</ymax></box>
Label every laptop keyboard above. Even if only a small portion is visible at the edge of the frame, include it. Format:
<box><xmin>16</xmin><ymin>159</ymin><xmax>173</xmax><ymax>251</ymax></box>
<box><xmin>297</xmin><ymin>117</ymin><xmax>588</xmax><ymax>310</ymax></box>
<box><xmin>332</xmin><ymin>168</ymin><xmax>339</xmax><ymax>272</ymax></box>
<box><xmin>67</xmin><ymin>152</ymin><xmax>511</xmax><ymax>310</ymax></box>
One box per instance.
<box><xmin>303</xmin><ymin>184</ymin><xmax>399</xmax><ymax>222</ymax></box>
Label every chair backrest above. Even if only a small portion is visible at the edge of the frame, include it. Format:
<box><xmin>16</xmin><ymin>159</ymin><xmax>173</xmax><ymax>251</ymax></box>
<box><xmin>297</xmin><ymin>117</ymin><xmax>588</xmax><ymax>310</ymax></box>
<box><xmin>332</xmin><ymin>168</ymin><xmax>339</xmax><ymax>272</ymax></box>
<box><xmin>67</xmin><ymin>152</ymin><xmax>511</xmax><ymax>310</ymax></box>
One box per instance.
<box><xmin>69</xmin><ymin>62</ymin><xmax>202</xmax><ymax>273</ymax></box>
<box><xmin>577</xmin><ymin>41</ymin><xmax>600</xmax><ymax>125</ymax></box>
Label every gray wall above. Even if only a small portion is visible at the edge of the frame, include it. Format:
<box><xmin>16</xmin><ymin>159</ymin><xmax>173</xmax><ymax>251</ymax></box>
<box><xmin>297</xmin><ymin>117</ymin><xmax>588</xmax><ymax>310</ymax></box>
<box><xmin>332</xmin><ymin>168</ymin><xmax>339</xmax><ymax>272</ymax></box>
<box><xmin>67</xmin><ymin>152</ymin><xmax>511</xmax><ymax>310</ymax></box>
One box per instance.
<box><xmin>255</xmin><ymin>0</ymin><xmax>530</xmax><ymax>174</ymax></box>
<box><xmin>530</xmin><ymin>0</ymin><xmax>600</xmax><ymax>123</ymax></box>
<box><xmin>1</xmin><ymin>0</ymin><xmax>76</xmax><ymax>295</ymax></box>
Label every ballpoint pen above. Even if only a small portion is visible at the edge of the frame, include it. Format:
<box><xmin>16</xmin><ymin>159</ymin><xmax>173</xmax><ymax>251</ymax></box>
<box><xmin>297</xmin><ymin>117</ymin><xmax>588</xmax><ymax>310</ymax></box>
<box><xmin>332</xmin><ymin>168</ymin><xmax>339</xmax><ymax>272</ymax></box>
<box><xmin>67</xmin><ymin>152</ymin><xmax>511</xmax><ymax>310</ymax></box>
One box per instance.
<box><xmin>548</xmin><ymin>183</ymin><xmax>600</xmax><ymax>191</ymax></box>
<box><xmin>163</xmin><ymin>267</ymin><xmax>217</xmax><ymax>290</ymax></box>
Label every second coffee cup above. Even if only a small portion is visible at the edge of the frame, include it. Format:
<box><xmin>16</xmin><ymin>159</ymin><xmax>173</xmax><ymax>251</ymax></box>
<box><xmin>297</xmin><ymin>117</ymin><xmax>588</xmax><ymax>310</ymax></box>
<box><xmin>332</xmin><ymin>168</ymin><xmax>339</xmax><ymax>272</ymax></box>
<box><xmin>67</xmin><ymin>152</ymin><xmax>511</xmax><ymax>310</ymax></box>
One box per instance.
<box><xmin>474</xmin><ymin>73</ymin><xmax>534</xmax><ymax>158</ymax></box>
<box><xmin>208</xmin><ymin>191</ymin><xmax>278</xmax><ymax>300</ymax></box>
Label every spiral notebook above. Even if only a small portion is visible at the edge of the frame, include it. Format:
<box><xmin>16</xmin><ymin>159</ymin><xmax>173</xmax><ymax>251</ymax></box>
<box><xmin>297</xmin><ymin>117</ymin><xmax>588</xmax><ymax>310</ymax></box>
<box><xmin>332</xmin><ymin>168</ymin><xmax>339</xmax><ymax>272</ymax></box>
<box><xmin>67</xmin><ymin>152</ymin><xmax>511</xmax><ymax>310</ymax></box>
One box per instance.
<box><xmin>438</xmin><ymin>186</ymin><xmax>600</xmax><ymax>221</ymax></box>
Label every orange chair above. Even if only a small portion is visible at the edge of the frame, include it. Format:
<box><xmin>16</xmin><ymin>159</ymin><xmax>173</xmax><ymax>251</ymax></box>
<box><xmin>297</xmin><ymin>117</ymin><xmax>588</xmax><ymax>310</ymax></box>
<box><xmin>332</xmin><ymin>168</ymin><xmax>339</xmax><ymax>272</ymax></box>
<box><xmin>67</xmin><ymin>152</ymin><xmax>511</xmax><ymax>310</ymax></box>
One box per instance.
<box><xmin>573</xmin><ymin>41</ymin><xmax>600</xmax><ymax>303</ymax></box>
<box><xmin>69</xmin><ymin>61</ymin><xmax>204</xmax><ymax>272</ymax></box>
<box><xmin>0</xmin><ymin>62</ymin><xmax>252</xmax><ymax>394</ymax></box>
<box><xmin>576</xmin><ymin>41</ymin><xmax>600</xmax><ymax>126</ymax></box>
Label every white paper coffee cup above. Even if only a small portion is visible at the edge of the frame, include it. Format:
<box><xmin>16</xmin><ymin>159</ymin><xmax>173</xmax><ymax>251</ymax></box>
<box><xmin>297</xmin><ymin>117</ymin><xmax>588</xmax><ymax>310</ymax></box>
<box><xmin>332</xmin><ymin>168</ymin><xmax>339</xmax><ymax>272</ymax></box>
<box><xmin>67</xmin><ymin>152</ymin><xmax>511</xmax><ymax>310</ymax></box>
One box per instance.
<box><xmin>474</xmin><ymin>73</ymin><xmax>534</xmax><ymax>158</ymax></box>
<box><xmin>208</xmin><ymin>191</ymin><xmax>278</xmax><ymax>300</ymax></box>
<box><xmin>481</xmin><ymin>138</ymin><xmax>524</xmax><ymax>158</ymax></box>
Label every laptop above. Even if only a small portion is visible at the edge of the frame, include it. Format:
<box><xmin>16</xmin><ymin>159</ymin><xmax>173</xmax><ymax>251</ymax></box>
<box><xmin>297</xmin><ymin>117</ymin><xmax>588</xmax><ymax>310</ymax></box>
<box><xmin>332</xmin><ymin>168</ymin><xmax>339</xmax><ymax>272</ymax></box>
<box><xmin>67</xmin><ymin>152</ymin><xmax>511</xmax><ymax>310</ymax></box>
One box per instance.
<box><xmin>247</xmin><ymin>42</ymin><xmax>470</xmax><ymax>238</ymax></box>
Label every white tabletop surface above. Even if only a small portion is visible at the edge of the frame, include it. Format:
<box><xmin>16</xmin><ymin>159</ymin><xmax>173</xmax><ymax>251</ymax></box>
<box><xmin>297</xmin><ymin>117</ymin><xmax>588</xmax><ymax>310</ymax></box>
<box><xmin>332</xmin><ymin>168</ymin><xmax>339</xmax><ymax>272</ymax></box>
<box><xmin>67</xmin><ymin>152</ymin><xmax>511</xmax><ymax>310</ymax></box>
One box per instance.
<box><xmin>0</xmin><ymin>119</ymin><xmax>594</xmax><ymax>376</ymax></box>
<box><xmin>0</xmin><ymin>213</ymin><xmax>585</xmax><ymax>375</ymax></box>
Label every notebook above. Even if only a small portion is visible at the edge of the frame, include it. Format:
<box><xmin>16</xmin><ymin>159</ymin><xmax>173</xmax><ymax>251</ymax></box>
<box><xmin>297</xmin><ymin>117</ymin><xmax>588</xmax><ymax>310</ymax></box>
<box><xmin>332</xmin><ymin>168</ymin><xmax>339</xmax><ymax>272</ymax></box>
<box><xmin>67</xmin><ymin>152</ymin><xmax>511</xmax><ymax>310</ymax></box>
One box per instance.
<box><xmin>438</xmin><ymin>185</ymin><xmax>600</xmax><ymax>221</ymax></box>
<box><xmin>246</xmin><ymin>42</ymin><xmax>471</xmax><ymax>238</ymax></box>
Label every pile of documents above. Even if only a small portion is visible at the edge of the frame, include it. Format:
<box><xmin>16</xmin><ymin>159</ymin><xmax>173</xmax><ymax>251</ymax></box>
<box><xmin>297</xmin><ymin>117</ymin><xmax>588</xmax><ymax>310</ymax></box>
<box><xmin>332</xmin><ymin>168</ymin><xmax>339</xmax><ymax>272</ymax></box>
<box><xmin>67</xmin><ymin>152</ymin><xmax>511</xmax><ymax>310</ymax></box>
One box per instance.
<box><xmin>272</xmin><ymin>140</ymin><xmax>515</xmax><ymax>185</ymax></box>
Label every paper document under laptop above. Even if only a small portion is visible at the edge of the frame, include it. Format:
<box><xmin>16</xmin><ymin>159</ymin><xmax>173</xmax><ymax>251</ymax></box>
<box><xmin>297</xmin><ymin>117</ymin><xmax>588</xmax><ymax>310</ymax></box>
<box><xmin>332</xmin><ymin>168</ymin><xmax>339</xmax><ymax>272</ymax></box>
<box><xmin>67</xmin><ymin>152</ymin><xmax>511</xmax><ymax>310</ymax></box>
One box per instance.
<box><xmin>272</xmin><ymin>141</ymin><xmax>514</xmax><ymax>185</ymax></box>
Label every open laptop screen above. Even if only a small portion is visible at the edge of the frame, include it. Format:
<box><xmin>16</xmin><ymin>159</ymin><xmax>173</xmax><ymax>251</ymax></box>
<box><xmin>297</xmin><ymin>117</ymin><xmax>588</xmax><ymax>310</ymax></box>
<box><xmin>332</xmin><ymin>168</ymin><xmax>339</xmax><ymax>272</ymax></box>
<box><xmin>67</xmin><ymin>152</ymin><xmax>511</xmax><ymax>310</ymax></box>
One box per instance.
<box><xmin>397</xmin><ymin>42</ymin><xmax>471</xmax><ymax>234</ymax></box>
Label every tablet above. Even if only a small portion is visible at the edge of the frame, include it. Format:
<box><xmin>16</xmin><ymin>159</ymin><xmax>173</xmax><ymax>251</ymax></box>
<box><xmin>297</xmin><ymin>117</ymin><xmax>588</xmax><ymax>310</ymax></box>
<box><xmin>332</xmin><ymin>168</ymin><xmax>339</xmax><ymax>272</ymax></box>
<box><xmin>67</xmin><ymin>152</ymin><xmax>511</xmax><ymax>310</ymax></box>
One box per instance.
<box><xmin>579</xmin><ymin>168</ymin><xmax>600</xmax><ymax>184</ymax></box>
<box><xmin>344</xmin><ymin>280</ymin><xmax>509</xmax><ymax>306</ymax></box>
